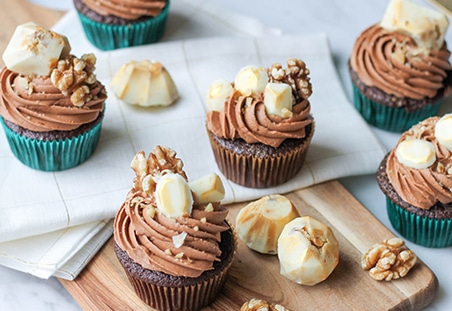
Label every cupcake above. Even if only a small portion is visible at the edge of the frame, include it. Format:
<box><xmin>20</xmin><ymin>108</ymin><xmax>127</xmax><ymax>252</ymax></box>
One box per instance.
<box><xmin>376</xmin><ymin>114</ymin><xmax>452</xmax><ymax>247</ymax></box>
<box><xmin>0</xmin><ymin>22</ymin><xmax>106</xmax><ymax>171</ymax></box>
<box><xmin>349</xmin><ymin>0</ymin><xmax>452</xmax><ymax>132</ymax></box>
<box><xmin>73</xmin><ymin>0</ymin><xmax>170</xmax><ymax>51</ymax></box>
<box><xmin>114</xmin><ymin>146</ymin><xmax>236</xmax><ymax>311</ymax></box>
<box><xmin>206</xmin><ymin>58</ymin><xmax>314</xmax><ymax>188</ymax></box>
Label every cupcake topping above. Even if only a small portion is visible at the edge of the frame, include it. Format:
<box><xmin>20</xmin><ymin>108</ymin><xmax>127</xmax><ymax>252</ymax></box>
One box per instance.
<box><xmin>387</xmin><ymin>116</ymin><xmax>452</xmax><ymax>209</ymax></box>
<box><xmin>380</xmin><ymin>0</ymin><xmax>448</xmax><ymax>52</ymax></box>
<box><xmin>0</xmin><ymin>23</ymin><xmax>106</xmax><ymax>132</ymax></box>
<box><xmin>110</xmin><ymin>60</ymin><xmax>179</xmax><ymax>107</ymax></box>
<box><xmin>350</xmin><ymin>0</ymin><xmax>452</xmax><ymax>103</ymax></box>
<box><xmin>435</xmin><ymin>114</ymin><xmax>452</xmax><ymax>151</ymax></box>
<box><xmin>114</xmin><ymin>146</ymin><xmax>230</xmax><ymax>278</ymax></box>
<box><xmin>2</xmin><ymin>22</ymin><xmax>71</xmax><ymax>77</ymax></box>
<box><xmin>206</xmin><ymin>58</ymin><xmax>313</xmax><ymax>148</ymax></box>
<box><xmin>395</xmin><ymin>138</ymin><xmax>436</xmax><ymax>169</ymax></box>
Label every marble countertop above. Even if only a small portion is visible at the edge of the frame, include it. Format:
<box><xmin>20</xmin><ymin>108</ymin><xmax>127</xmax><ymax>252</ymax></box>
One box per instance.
<box><xmin>1</xmin><ymin>0</ymin><xmax>452</xmax><ymax>310</ymax></box>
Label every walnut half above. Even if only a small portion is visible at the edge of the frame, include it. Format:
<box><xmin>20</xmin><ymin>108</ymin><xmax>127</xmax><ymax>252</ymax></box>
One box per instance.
<box><xmin>241</xmin><ymin>298</ymin><xmax>291</xmax><ymax>311</ymax></box>
<box><xmin>361</xmin><ymin>237</ymin><xmax>417</xmax><ymax>281</ymax></box>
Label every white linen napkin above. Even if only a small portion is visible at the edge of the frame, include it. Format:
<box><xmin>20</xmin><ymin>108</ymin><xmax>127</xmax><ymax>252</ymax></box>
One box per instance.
<box><xmin>0</xmin><ymin>0</ymin><xmax>386</xmax><ymax>279</ymax></box>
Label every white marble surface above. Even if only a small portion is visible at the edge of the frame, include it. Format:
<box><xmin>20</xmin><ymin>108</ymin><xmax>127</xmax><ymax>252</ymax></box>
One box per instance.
<box><xmin>2</xmin><ymin>0</ymin><xmax>452</xmax><ymax>310</ymax></box>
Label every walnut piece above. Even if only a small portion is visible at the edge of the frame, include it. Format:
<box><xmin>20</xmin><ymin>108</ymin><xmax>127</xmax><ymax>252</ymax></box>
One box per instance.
<box><xmin>130</xmin><ymin>146</ymin><xmax>187</xmax><ymax>198</ymax></box>
<box><xmin>361</xmin><ymin>237</ymin><xmax>417</xmax><ymax>281</ymax></box>
<box><xmin>50</xmin><ymin>53</ymin><xmax>97</xmax><ymax>107</ymax></box>
<box><xmin>267</xmin><ymin>58</ymin><xmax>312</xmax><ymax>102</ymax></box>
<box><xmin>241</xmin><ymin>298</ymin><xmax>290</xmax><ymax>311</ymax></box>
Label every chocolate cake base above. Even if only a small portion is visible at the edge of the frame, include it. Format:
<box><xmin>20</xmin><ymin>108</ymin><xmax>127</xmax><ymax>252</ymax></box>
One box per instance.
<box><xmin>207</xmin><ymin>123</ymin><xmax>314</xmax><ymax>189</ymax></box>
<box><xmin>114</xmin><ymin>227</ymin><xmax>236</xmax><ymax>311</ymax></box>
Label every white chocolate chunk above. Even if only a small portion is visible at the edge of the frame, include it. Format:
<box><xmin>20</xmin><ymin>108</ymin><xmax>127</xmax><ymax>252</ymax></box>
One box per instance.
<box><xmin>111</xmin><ymin>60</ymin><xmax>179</xmax><ymax>107</ymax></box>
<box><xmin>380</xmin><ymin>0</ymin><xmax>449</xmax><ymax>51</ymax></box>
<box><xmin>206</xmin><ymin>79</ymin><xmax>233</xmax><ymax>112</ymax></box>
<box><xmin>277</xmin><ymin>216</ymin><xmax>339</xmax><ymax>285</ymax></box>
<box><xmin>155</xmin><ymin>173</ymin><xmax>194</xmax><ymax>218</ymax></box>
<box><xmin>2</xmin><ymin>22</ymin><xmax>71</xmax><ymax>76</ymax></box>
<box><xmin>172</xmin><ymin>232</ymin><xmax>188</xmax><ymax>248</ymax></box>
<box><xmin>264</xmin><ymin>83</ymin><xmax>293</xmax><ymax>118</ymax></box>
<box><xmin>188</xmin><ymin>173</ymin><xmax>225</xmax><ymax>205</ymax></box>
<box><xmin>395</xmin><ymin>138</ymin><xmax>436</xmax><ymax>169</ymax></box>
<box><xmin>234</xmin><ymin>65</ymin><xmax>268</xmax><ymax>96</ymax></box>
<box><xmin>236</xmin><ymin>194</ymin><xmax>300</xmax><ymax>254</ymax></box>
<box><xmin>435</xmin><ymin>114</ymin><xmax>452</xmax><ymax>151</ymax></box>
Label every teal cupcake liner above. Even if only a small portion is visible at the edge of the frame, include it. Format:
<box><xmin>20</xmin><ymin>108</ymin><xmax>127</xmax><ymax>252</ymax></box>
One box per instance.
<box><xmin>351</xmin><ymin>82</ymin><xmax>442</xmax><ymax>132</ymax></box>
<box><xmin>0</xmin><ymin>118</ymin><xmax>103</xmax><ymax>171</ymax></box>
<box><xmin>76</xmin><ymin>1</ymin><xmax>170</xmax><ymax>51</ymax></box>
<box><xmin>386</xmin><ymin>198</ymin><xmax>452</xmax><ymax>248</ymax></box>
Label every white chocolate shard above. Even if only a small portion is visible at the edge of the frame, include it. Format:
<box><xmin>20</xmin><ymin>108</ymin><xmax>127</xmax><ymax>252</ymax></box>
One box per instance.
<box><xmin>188</xmin><ymin>173</ymin><xmax>225</xmax><ymax>205</ymax></box>
<box><xmin>435</xmin><ymin>114</ymin><xmax>452</xmax><ymax>151</ymax></box>
<box><xmin>234</xmin><ymin>65</ymin><xmax>268</xmax><ymax>96</ymax></box>
<box><xmin>111</xmin><ymin>60</ymin><xmax>179</xmax><ymax>107</ymax></box>
<box><xmin>380</xmin><ymin>0</ymin><xmax>449</xmax><ymax>51</ymax></box>
<box><xmin>206</xmin><ymin>79</ymin><xmax>233</xmax><ymax>112</ymax></box>
<box><xmin>236</xmin><ymin>194</ymin><xmax>300</xmax><ymax>254</ymax></box>
<box><xmin>277</xmin><ymin>216</ymin><xmax>339</xmax><ymax>285</ymax></box>
<box><xmin>264</xmin><ymin>82</ymin><xmax>293</xmax><ymax>118</ymax></box>
<box><xmin>155</xmin><ymin>173</ymin><xmax>194</xmax><ymax>218</ymax></box>
<box><xmin>2</xmin><ymin>22</ymin><xmax>71</xmax><ymax>76</ymax></box>
<box><xmin>395</xmin><ymin>138</ymin><xmax>436</xmax><ymax>169</ymax></box>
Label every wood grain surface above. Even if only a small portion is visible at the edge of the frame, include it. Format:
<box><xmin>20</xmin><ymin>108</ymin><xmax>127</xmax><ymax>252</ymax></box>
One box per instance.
<box><xmin>60</xmin><ymin>181</ymin><xmax>438</xmax><ymax>311</ymax></box>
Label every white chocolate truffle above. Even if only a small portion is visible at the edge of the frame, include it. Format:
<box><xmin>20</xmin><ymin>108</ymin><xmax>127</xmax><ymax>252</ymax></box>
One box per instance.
<box><xmin>155</xmin><ymin>173</ymin><xmax>193</xmax><ymax>218</ymax></box>
<box><xmin>111</xmin><ymin>60</ymin><xmax>179</xmax><ymax>107</ymax></box>
<box><xmin>380</xmin><ymin>0</ymin><xmax>449</xmax><ymax>51</ymax></box>
<box><xmin>264</xmin><ymin>83</ymin><xmax>293</xmax><ymax>118</ymax></box>
<box><xmin>234</xmin><ymin>65</ymin><xmax>268</xmax><ymax>96</ymax></box>
<box><xmin>277</xmin><ymin>216</ymin><xmax>339</xmax><ymax>285</ymax></box>
<box><xmin>188</xmin><ymin>173</ymin><xmax>225</xmax><ymax>205</ymax></box>
<box><xmin>395</xmin><ymin>138</ymin><xmax>436</xmax><ymax>169</ymax></box>
<box><xmin>236</xmin><ymin>194</ymin><xmax>300</xmax><ymax>254</ymax></box>
<box><xmin>206</xmin><ymin>79</ymin><xmax>233</xmax><ymax>112</ymax></box>
<box><xmin>3</xmin><ymin>22</ymin><xmax>71</xmax><ymax>76</ymax></box>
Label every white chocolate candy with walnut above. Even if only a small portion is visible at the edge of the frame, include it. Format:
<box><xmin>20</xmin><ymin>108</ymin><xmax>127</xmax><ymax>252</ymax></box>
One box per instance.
<box><xmin>188</xmin><ymin>173</ymin><xmax>225</xmax><ymax>205</ymax></box>
<box><xmin>380</xmin><ymin>0</ymin><xmax>449</xmax><ymax>51</ymax></box>
<box><xmin>111</xmin><ymin>60</ymin><xmax>179</xmax><ymax>107</ymax></box>
<box><xmin>155</xmin><ymin>173</ymin><xmax>194</xmax><ymax>218</ymax></box>
<box><xmin>264</xmin><ymin>82</ymin><xmax>293</xmax><ymax>118</ymax></box>
<box><xmin>277</xmin><ymin>216</ymin><xmax>339</xmax><ymax>285</ymax></box>
<box><xmin>2</xmin><ymin>22</ymin><xmax>71</xmax><ymax>76</ymax></box>
<box><xmin>236</xmin><ymin>194</ymin><xmax>300</xmax><ymax>254</ymax></box>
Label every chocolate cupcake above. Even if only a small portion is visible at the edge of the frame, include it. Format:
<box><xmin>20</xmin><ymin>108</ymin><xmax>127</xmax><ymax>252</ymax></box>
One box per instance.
<box><xmin>0</xmin><ymin>22</ymin><xmax>106</xmax><ymax>171</ymax></box>
<box><xmin>349</xmin><ymin>0</ymin><xmax>452</xmax><ymax>132</ymax></box>
<box><xmin>114</xmin><ymin>146</ymin><xmax>236</xmax><ymax>311</ymax></box>
<box><xmin>376</xmin><ymin>115</ymin><xmax>452</xmax><ymax>247</ymax></box>
<box><xmin>74</xmin><ymin>0</ymin><xmax>170</xmax><ymax>51</ymax></box>
<box><xmin>206</xmin><ymin>58</ymin><xmax>314</xmax><ymax>188</ymax></box>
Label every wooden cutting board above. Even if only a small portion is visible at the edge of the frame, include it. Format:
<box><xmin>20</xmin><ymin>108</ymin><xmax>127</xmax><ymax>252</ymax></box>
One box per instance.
<box><xmin>59</xmin><ymin>180</ymin><xmax>438</xmax><ymax>310</ymax></box>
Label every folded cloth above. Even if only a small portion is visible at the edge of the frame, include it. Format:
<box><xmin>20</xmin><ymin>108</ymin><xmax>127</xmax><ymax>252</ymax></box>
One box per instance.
<box><xmin>0</xmin><ymin>0</ymin><xmax>385</xmax><ymax>279</ymax></box>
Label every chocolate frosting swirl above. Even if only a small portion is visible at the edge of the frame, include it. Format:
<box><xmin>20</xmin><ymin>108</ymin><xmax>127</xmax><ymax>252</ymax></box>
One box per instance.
<box><xmin>81</xmin><ymin>0</ymin><xmax>167</xmax><ymax>20</ymax></box>
<box><xmin>350</xmin><ymin>25</ymin><xmax>452</xmax><ymax>101</ymax></box>
<box><xmin>0</xmin><ymin>67</ymin><xmax>106</xmax><ymax>132</ymax></box>
<box><xmin>387</xmin><ymin>117</ymin><xmax>452</xmax><ymax>209</ymax></box>
<box><xmin>207</xmin><ymin>90</ymin><xmax>312</xmax><ymax>148</ymax></box>
<box><xmin>114</xmin><ymin>190</ymin><xmax>230</xmax><ymax>278</ymax></box>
